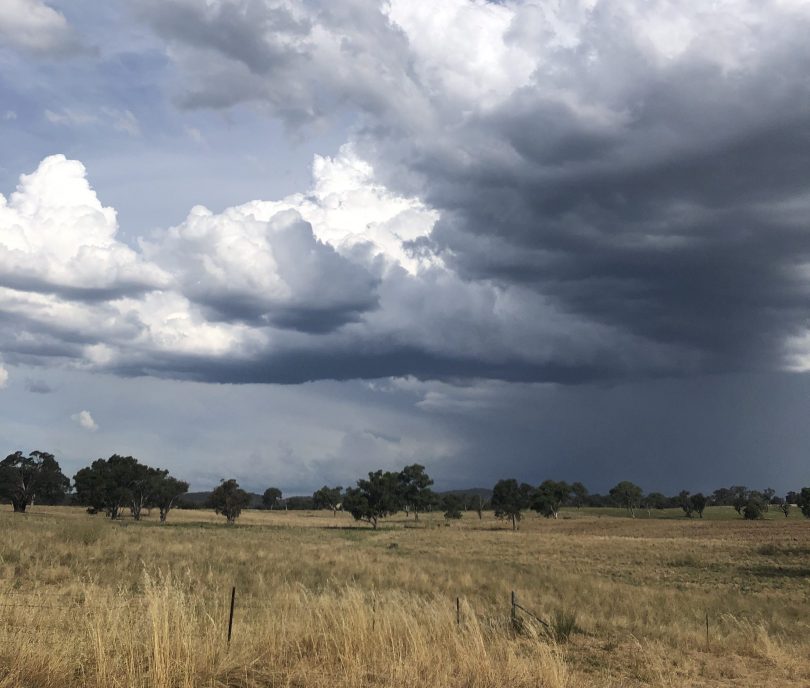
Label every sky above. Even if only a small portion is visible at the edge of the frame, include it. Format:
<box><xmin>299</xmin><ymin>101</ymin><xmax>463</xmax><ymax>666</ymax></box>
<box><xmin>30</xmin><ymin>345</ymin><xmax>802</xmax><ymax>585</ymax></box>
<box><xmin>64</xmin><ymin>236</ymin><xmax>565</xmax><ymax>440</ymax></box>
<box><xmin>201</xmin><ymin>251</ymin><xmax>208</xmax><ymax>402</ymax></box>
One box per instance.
<box><xmin>2</xmin><ymin>0</ymin><xmax>810</xmax><ymax>496</ymax></box>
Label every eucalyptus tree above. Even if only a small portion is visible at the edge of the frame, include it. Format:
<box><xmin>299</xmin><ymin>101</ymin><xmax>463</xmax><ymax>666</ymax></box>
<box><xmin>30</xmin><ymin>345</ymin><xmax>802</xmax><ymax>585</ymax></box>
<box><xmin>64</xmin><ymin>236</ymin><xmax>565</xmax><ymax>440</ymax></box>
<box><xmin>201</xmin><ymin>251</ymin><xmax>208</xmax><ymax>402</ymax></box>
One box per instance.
<box><xmin>342</xmin><ymin>470</ymin><xmax>402</xmax><ymax>529</ymax></box>
<box><xmin>152</xmin><ymin>476</ymin><xmax>189</xmax><ymax>523</ymax></box>
<box><xmin>609</xmin><ymin>481</ymin><xmax>643</xmax><ymax>518</ymax></box>
<box><xmin>0</xmin><ymin>451</ymin><xmax>69</xmax><ymax>512</ymax></box>
<box><xmin>313</xmin><ymin>485</ymin><xmax>343</xmax><ymax>516</ymax></box>
<box><xmin>398</xmin><ymin>464</ymin><xmax>435</xmax><ymax>521</ymax></box>
<box><xmin>491</xmin><ymin>479</ymin><xmax>529</xmax><ymax>530</ymax></box>
<box><xmin>531</xmin><ymin>480</ymin><xmax>571</xmax><ymax>519</ymax></box>
<box><xmin>209</xmin><ymin>479</ymin><xmax>251</xmax><ymax>524</ymax></box>
<box><xmin>262</xmin><ymin>487</ymin><xmax>282</xmax><ymax>510</ymax></box>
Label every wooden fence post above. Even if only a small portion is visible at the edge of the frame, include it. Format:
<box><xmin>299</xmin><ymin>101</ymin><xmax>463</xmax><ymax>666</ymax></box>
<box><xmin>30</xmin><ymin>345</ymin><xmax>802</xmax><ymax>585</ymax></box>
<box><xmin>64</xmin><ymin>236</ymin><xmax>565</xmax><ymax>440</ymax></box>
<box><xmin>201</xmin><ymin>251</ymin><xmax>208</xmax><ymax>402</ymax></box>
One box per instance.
<box><xmin>511</xmin><ymin>591</ymin><xmax>517</xmax><ymax>627</ymax></box>
<box><xmin>456</xmin><ymin>597</ymin><xmax>460</xmax><ymax>626</ymax></box>
<box><xmin>227</xmin><ymin>586</ymin><xmax>236</xmax><ymax>643</ymax></box>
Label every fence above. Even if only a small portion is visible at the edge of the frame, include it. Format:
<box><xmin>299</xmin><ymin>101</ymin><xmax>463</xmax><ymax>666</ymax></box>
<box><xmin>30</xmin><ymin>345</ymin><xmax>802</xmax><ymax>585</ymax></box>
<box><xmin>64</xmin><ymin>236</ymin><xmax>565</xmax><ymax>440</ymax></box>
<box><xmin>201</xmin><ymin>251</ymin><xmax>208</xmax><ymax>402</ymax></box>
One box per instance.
<box><xmin>0</xmin><ymin>584</ymin><xmax>716</xmax><ymax>652</ymax></box>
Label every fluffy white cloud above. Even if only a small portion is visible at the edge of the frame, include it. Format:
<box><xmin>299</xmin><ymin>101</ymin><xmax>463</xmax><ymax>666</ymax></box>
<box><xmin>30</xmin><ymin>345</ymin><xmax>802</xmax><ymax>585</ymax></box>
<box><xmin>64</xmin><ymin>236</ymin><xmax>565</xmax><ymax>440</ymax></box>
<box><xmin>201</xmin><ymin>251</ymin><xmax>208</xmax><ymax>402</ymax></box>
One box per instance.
<box><xmin>383</xmin><ymin>0</ymin><xmax>538</xmax><ymax>108</ymax></box>
<box><xmin>142</xmin><ymin>204</ymin><xmax>379</xmax><ymax>332</ymax></box>
<box><xmin>0</xmin><ymin>155</ymin><xmax>168</xmax><ymax>296</ymax></box>
<box><xmin>165</xmin><ymin>144</ymin><xmax>439</xmax><ymax>275</ymax></box>
<box><xmin>0</xmin><ymin>0</ymin><xmax>81</xmax><ymax>56</ymax></box>
<box><xmin>71</xmin><ymin>409</ymin><xmax>98</xmax><ymax>431</ymax></box>
<box><xmin>0</xmin><ymin>364</ymin><xmax>8</xmax><ymax>389</ymax></box>
<box><xmin>0</xmin><ymin>151</ymin><xmax>670</xmax><ymax>384</ymax></box>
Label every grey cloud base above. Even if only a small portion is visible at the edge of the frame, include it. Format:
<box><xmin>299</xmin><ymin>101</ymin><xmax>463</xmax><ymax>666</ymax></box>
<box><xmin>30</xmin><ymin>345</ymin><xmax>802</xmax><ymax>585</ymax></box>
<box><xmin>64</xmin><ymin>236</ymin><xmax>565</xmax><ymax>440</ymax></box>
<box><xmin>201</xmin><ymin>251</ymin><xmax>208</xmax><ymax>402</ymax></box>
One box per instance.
<box><xmin>1</xmin><ymin>148</ymin><xmax>678</xmax><ymax>385</ymax></box>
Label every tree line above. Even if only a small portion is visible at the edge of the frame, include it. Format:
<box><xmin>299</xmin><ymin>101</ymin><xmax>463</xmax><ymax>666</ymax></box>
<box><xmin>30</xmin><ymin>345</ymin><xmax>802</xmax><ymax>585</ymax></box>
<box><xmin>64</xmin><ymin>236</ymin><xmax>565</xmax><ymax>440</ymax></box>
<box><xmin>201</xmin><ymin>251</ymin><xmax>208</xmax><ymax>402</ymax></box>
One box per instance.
<box><xmin>303</xmin><ymin>476</ymin><xmax>810</xmax><ymax>529</ymax></box>
<box><xmin>0</xmin><ymin>451</ymin><xmax>188</xmax><ymax>523</ymax></box>
<box><xmin>0</xmin><ymin>450</ymin><xmax>807</xmax><ymax>528</ymax></box>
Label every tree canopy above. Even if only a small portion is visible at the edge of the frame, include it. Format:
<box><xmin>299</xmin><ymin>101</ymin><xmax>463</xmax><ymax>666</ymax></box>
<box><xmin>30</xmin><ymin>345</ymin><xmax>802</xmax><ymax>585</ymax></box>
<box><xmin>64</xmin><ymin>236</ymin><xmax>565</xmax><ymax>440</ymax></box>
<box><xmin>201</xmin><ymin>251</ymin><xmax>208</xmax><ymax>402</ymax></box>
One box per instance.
<box><xmin>531</xmin><ymin>480</ymin><xmax>571</xmax><ymax>519</ymax></box>
<box><xmin>313</xmin><ymin>485</ymin><xmax>343</xmax><ymax>515</ymax></box>
<box><xmin>73</xmin><ymin>455</ymin><xmax>187</xmax><ymax>522</ymax></box>
<box><xmin>442</xmin><ymin>493</ymin><xmax>463</xmax><ymax>520</ymax></box>
<box><xmin>398</xmin><ymin>464</ymin><xmax>435</xmax><ymax>520</ymax></box>
<box><xmin>152</xmin><ymin>476</ymin><xmax>190</xmax><ymax>523</ymax></box>
<box><xmin>0</xmin><ymin>451</ymin><xmax>69</xmax><ymax>513</ymax></box>
<box><xmin>609</xmin><ymin>481</ymin><xmax>643</xmax><ymax>517</ymax></box>
<box><xmin>209</xmin><ymin>479</ymin><xmax>251</xmax><ymax>524</ymax></box>
<box><xmin>262</xmin><ymin>487</ymin><xmax>282</xmax><ymax>510</ymax></box>
<box><xmin>491</xmin><ymin>479</ymin><xmax>529</xmax><ymax>530</ymax></box>
<box><xmin>570</xmin><ymin>481</ymin><xmax>588</xmax><ymax>508</ymax></box>
<box><xmin>342</xmin><ymin>470</ymin><xmax>401</xmax><ymax>529</ymax></box>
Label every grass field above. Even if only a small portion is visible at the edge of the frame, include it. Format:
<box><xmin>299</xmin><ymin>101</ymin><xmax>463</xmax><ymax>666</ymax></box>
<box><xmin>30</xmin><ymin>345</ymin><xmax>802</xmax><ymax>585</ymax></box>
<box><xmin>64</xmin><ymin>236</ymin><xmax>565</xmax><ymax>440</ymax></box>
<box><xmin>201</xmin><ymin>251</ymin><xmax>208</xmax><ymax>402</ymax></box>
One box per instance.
<box><xmin>1</xmin><ymin>505</ymin><xmax>808</xmax><ymax>687</ymax></box>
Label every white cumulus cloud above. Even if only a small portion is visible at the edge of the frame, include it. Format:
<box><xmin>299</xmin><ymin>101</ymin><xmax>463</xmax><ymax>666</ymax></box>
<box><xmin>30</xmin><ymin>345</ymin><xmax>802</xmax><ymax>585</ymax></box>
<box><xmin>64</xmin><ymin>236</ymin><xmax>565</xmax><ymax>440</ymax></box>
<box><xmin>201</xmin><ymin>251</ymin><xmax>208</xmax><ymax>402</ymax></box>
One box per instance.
<box><xmin>0</xmin><ymin>154</ymin><xmax>168</xmax><ymax>296</ymax></box>
<box><xmin>0</xmin><ymin>151</ymin><xmax>652</xmax><ymax>384</ymax></box>
<box><xmin>71</xmin><ymin>410</ymin><xmax>98</xmax><ymax>431</ymax></box>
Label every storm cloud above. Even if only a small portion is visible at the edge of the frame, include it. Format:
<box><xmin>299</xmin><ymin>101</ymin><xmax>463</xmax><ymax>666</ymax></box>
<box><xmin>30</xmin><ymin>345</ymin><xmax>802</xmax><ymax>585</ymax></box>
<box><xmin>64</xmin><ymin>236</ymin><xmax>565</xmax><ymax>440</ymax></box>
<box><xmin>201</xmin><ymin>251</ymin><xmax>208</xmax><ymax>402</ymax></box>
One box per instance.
<box><xmin>2</xmin><ymin>145</ymin><xmax>672</xmax><ymax>384</ymax></box>
<box><xmin>127</xmin><ymin>0</ymin><xmax>810</xmax><ymax>381</ymax></box>
<box><xmin>3</xmin><ymin>0</ymin><xmax>810</xmax><ymax>493</ymax></box>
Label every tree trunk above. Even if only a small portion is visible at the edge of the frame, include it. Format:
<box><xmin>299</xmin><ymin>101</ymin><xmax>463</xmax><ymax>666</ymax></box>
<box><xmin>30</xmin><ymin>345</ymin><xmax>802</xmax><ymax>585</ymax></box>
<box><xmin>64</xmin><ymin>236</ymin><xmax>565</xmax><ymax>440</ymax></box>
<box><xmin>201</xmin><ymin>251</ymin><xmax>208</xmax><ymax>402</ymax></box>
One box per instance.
<box><xmin>12</xmin><ymin>501</ymin><xmax>26</xmax><ymax>513</ymax></box>
<box><xmin>159</xmin><ymin>508</ymin><xmax>167</xmax><ymax>523</ymax></box>
<box><xmin>414</xmin><ymin>510</ymin><xmax>419</xmax><ymax>522</ymax></box>
<box><xmin>511</xmin><ymin>514</ymin><xmax>517</xmax><ymax>530</ymax></box>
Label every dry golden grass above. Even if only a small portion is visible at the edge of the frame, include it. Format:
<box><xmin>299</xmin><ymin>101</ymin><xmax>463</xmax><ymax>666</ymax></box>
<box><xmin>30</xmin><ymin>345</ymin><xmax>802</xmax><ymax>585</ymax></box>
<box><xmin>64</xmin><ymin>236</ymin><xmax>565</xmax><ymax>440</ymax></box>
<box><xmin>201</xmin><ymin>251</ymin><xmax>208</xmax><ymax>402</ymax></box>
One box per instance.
<box><xmin>1</xmin><ymin>505</ymin><xmax>808</xmax><ymax>687</ymax></box>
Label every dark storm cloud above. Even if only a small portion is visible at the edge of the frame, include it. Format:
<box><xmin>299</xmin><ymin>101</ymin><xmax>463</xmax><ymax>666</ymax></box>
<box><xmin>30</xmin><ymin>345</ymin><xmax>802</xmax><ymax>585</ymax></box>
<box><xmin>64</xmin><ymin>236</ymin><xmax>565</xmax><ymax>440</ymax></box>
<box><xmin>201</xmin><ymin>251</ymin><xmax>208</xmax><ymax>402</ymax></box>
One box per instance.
<box><xmin>420</xmin><ymin>109</ymin><xmax>810</xmax><ymax>373</ymax></box>
<box><xmin>190</xmin><ymin>291</ymin><xmax>378</xmax><ymax>333</ymax></box>
<box><xmin>356</xmin><ymin>6</ymin><xmax>810</xmax><ymax>378</ymax></box>
<box><xmin>0</xmin><ymin>272</ymin><xmax>160</xmax><ymax>302</ymax></box>
<box><xmin>131</xmin><ymin>0</ymin><xmax>810</xmax><ymax>382</ymax></box>
<box><xmin>4</xmin><ymin>0</ymin><xmax>810</xmax><ymax>388</ymax></box>
<box><xmin>107</xmin><ymin>345</ymin><xmax>614</xmax><ymax>385</ymax></box>
<box><xmin>135</xmin><ymin>0</ymin><xmax>308</xmax><ymax>113</ymax></box>
<box><xmin>137</xmin><ymin>0</ymin><xmax>310</xmax><ymax>75</ymax></box>
<box><xmin>136</xmin><ymin>0</ymin><xmax>422</xmax><ymax>124</ymax></box>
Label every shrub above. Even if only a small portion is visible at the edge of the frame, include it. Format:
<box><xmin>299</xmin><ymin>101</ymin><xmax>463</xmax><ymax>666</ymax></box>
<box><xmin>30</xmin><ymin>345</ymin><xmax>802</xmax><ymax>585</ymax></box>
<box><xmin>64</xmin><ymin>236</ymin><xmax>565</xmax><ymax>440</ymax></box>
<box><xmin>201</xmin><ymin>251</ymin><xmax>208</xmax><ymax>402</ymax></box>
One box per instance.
<box><xmin>743</xmin><ymin>498</ymin><xmax>764</xmax><ymax>520</ymax></box>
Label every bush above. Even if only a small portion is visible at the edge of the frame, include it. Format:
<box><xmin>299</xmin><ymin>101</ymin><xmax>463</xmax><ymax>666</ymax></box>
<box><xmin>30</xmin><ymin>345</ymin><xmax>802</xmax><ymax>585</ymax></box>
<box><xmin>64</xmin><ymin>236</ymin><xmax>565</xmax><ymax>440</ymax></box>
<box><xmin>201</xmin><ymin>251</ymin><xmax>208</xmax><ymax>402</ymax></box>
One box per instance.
<box><xmin>743</xmin><ymin>498</ymin><xmax>764</xmax><ymax>520</ymax></box>
<box><xmin>442</xmin><ymin>494</ymin><xmax>464</xmax><ymax>520</ymax></box>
